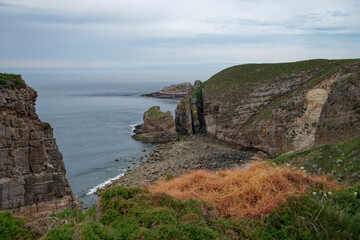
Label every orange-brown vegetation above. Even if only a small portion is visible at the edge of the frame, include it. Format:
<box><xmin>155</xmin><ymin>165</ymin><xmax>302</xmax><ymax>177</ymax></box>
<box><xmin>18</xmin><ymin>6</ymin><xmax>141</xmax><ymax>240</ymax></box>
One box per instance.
<box><xmin>147</xmin><ymin>162</ymin><xmax>337</xmax><ymax>219</ymax></box>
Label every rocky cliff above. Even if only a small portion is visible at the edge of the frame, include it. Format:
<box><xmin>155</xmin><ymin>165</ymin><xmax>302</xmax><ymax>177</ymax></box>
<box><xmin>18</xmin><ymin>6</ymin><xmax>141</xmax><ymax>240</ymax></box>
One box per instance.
<box><xmin>175</xmin><ymin>59</ymin><xmax>360</xmax><ymax>157</ymax></box>
<box><xmin>133</xmin><ymin>106</ymin><xmax>178</xmax><ymax>143</ymax></box>
<box><xmin>0</xmin><ymin>74</ymin><xmax>81</xmax><ymax>218</ymax></box>
<box><xmin>175</xmin><ymin>80</ymin><xmax>204</xmax><ymax>135</ymax></box>
<box><xmin>141</xmin><ymin>82</ymin><xmax>192</xmax><ymax>98</ymax></box>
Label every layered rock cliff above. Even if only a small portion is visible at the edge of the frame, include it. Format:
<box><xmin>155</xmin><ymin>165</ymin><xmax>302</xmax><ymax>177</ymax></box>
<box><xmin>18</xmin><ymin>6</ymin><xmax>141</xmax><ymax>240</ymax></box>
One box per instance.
<box><xmin>175</xmin><ymin>80</ymin><xmax>204</xmax><ymax>135</ymax></box>
<box><xmin>133</xmin><ymin>106</ymin><xmax>178</xmax><ymax>143</ymax></box>
<box><xmin>0</xmin><ymin>74</ymin><xmax>81</xmax><ymax>218</ymax></box>
<box><xmin>175</xmin><ymin>59</ymin><xmax>360</xmax><ymax>157</ymax></box>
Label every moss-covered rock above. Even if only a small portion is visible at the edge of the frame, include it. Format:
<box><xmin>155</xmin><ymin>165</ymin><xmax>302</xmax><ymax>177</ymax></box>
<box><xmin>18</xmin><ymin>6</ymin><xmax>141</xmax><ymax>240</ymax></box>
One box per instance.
<box><xmin>133</xmin><ymin>106</ymin><xmax>178</xmax><ymax>143</ymax></box>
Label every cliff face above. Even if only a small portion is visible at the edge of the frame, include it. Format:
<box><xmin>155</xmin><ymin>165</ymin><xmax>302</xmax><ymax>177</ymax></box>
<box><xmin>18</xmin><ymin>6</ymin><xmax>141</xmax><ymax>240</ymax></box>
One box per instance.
<box><xmin>175</xmin><ymin>59</ymin><xmax>360</xmax><ymax>157</ymax></box>
<box><xmin>175</xmin><ymin>80</ymin><xmax>204</xmax><ymax>135</ymax></box>
<box><xmin>0</xmin><ymin>74</ymin><xmax>80</xmax><ymax>218</ymax></box>
<box><xmin>133</xmin><ymin>106</ymin><xmax>178</xmax><ymax>143</ymax></box>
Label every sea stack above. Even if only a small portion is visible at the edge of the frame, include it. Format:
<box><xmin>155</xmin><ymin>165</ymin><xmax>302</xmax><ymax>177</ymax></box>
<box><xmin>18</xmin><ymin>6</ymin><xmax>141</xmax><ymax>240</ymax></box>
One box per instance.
<box><xmin>133</xmin><ymin>106</ymin><xmax>178</xmax><ymax>143</ymax></box>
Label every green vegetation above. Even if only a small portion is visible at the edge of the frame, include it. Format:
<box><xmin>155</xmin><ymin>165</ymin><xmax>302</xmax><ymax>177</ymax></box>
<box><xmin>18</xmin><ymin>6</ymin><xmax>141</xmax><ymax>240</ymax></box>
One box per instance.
<box><xmin>145</xmin><ymin>106</ymin><xmax>171</xmax><ymax>120</ymax></box>
<box><xmin>272</xmin><ymin>136</ymin><xmax>360</xmax><ymax>184</ymax></box>
<box><xmin>165</xmin><ymin>173</ymin><xmax>174</xmax><ymax>180</ymax></box>
<box><xmin>205</xmin><ymin>59</ymin><xmax>358</xmax><ymax>94</ymax></box>
<box><xmin>203</xmin><ymin>59</ymin><xmax>360</xmax><ymax>126</ymax></box>
<box><xmin>254</xmin><ymin>185</ymin><xmax>360</xmax><ymax>239</ymax></box>
<box><xmin>0</xmin><ymin>73</ymin><xmax>26</xmax><ymax>88</ymax></box>
<box><xmin>97</xmin><ymin>186</ymin><xmax>243</xmax><ymax>239</ymax></box>
<box><xmin>191</xmin><ymin>82</ymin><xmax>204</xmax><ymax>103</ymax></box>
<box><xmin>0</xmin><ymin>212</ymin><xmax>35</xmax><ymax>240</ymax></box>
<box><xmin>3</xmin><ymin>182</ymin><xmax>360</xmax><ymax>239</ymax></box>
<box><xmin>45</xmin><ymin>226</ymin><xmax>74</xmax><ymax>240</ymax></box>
<box><xmin>41</xmin><ymin>122</ymin><xmax>52</xmax><ymax>131</ymax></box>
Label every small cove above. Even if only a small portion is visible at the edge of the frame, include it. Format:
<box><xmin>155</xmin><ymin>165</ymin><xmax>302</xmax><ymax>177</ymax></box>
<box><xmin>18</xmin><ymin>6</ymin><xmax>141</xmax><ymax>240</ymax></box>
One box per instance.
<box><xmin>25</xmin><ymin>73</ymin><xmax>180</xmax><ymax>207</ymax></box>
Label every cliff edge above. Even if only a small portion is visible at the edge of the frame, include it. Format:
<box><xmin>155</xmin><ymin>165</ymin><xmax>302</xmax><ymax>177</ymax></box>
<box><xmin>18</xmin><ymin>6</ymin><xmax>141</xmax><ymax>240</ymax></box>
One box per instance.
<box><xmin>175</xmin><ymin>59</ymin><xmax>360</xmax><ymax>157</ymax></box>
<box><xmin>0</xmin><ymin>74</ymin><xmax>81</xmax><ymax>218</ymax></box>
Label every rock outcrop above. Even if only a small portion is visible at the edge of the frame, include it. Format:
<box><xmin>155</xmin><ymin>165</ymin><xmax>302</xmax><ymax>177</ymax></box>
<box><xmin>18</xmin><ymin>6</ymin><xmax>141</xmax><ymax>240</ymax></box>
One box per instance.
<box><xmin>175</xmin><ymin>59</ymin><xmax>360</xmax><ymax>157</ymax></box>
<box><xmin>133</xmin><ymin>106</ymin><xmax>178</xmax><ymax>143</ymax></box>
<box><xmin>175</xmin><ymin>80</ymin><xmax>204</xmax><ymax>135</ymax></box>
<box><xmin>0</xmin><ymin>74</ymin><xmax>81</xmax><ymax>218</ymax></box>
<box><xmin>141</xmin><ymin>82</ymin><xmax>192</xmax><ymax>98</ymax></box>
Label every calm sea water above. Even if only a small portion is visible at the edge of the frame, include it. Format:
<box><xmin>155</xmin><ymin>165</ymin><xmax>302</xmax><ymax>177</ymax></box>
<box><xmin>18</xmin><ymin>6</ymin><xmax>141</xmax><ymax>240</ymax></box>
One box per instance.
<box><xmin>25</xmin><ymin>75</ymin><xmax>180</xmax><ymax>207</ymax></box>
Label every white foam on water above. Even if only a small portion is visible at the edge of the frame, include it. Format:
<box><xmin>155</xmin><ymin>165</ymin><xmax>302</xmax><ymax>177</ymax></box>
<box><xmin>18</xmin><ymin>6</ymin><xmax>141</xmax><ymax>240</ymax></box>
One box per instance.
<box><xmin>86</xmin><ymin>172</ymin><xmax>125</xmax><ymax>195</ymax></box>
<box><xmin>130</xmin><ymin>124</ymin><xmax>137</xmax><ymax>132</ymax></box>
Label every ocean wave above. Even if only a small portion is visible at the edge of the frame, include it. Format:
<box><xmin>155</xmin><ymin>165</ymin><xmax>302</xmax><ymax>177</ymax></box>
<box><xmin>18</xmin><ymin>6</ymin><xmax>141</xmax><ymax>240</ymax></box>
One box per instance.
<box><xmin>86</xmin><ymin>172</ymin><xmax>125</xmax><ymax>195</ymax></box>
<box><xmin>129</xmin><ymin>124</ymin><xmax>138</xmax><ymax>132</ymax></box>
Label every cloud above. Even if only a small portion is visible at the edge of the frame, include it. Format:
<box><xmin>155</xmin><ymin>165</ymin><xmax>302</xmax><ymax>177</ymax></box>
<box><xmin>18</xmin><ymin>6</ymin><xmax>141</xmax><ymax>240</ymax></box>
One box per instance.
<box><xmin>0</xmin><ymin>0</ymin><xmax>359</xmax><ymax>70</ymax></box>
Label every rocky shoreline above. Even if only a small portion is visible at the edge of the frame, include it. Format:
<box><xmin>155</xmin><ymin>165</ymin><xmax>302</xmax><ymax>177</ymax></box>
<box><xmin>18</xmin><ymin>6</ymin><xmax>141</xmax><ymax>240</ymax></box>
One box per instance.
<box><xmin>140</xmin><ymin>82</ymin><xmax>192</xmax><ymax>98</ymax></box>
<box><xmin>103</xmin><ymin>135</ymin><xmax>258</xmax><ymax>190</ymax></box>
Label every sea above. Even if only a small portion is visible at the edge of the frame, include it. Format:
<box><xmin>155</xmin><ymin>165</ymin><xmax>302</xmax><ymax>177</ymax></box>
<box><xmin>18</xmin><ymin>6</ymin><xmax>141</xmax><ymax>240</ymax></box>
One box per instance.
<box><xmin>22</xmin><ymin>71</ymin><xmax>182</xmax><ymax>207</ymax></box>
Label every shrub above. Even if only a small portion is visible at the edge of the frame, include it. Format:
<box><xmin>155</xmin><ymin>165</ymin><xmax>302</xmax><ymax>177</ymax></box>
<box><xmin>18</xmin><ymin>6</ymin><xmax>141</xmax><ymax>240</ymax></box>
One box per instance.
<box><xmin>45</xmin><ymin>225</ymin><xmax>74</xmax><ymax>240</ymax></box>
<box><xmin>0</xmin><ymin>212</ymin><xmax>35</xmax><ymax>240</ymax></box>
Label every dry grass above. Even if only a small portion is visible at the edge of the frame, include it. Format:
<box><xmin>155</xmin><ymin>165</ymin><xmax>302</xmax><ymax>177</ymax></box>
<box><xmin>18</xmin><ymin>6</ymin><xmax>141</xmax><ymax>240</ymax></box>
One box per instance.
<box><xmin>147</xmin><ymin>162</ymin><xmax>337</xmax><ymax>219</ymax></box>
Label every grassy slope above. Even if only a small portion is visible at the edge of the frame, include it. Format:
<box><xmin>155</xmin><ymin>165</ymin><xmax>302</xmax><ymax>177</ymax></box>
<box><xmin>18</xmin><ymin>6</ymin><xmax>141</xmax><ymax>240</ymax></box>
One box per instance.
<box><xmin>272</xmin><ymin>136</ymin><xmax>360</xmax><ymax>184</ymax></box>
<box><xmin>37</xmin><ymin>137</ymin><xmax>360</xmax><ymax>239</ymax></box>
<box><xmin>204</xmin><ymin>59</ymin><xmax>357</xmax><ymax>95</ymax></box>
<box><xmin>37</xmin><ymin>184</ymin><xmax>359</xmax><ymax>240</ymax></box>
<box><xmin>4</xmin><ymin>163</ymin><xmax>359</xmax><ymax>239</ymax></box>
<box><xmin>203</xmin><ymin>59</ymin><xmax>360</xmax><ymax>127</ymax></box>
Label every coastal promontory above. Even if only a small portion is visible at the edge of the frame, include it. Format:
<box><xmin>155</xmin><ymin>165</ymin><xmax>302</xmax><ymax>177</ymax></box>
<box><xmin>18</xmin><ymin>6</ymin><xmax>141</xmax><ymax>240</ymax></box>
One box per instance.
<box><xmin>141</xmin><ymin>82</ymin><xmax>192</xmax><ymax>98</ymax></box>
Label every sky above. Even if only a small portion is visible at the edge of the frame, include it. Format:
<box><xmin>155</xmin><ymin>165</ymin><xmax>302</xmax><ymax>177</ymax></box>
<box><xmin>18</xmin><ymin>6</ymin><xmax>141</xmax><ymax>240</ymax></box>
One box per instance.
<box><xmin>0</xmin><ymin>0</ymin><xmax>360</xmax><ymax>80</ymax></box>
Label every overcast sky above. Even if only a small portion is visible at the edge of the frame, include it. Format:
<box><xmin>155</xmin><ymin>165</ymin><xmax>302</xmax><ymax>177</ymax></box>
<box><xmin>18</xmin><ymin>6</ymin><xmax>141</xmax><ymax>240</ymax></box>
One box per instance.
<box><xmin>0</xmin><ymin>0</ymin><xmax>359</xmax><ymax>79</ymax></box>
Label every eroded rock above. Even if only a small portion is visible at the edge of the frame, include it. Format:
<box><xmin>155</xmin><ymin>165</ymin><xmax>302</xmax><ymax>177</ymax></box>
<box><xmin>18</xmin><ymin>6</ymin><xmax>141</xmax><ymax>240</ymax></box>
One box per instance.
<box><xmin>133</xmin><ymin>106</ymin><xmax>178</xmax><ymax>143</ymax></box>
<box><xmin>175</xmin><ymin>60</ymin><xmax>360</xmax><ymax>157</ymax></box>
<box><xmin>0</xmin><ymin>74</ymin><xmax>81</xmax><ymax>218</ymax></box>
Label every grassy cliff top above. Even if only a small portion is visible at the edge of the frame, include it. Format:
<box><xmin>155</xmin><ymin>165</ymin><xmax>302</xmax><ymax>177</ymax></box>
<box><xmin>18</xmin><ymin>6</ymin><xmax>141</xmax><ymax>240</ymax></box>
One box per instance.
<box><xmin>204</xmin><ymin>59</ymin><xmax>359</xmax><ymax>95</ymax></box>
<box><xmin>0</xmin><ymin>73</ymin><xmax>26</xmax><ymax>88</ymax></box>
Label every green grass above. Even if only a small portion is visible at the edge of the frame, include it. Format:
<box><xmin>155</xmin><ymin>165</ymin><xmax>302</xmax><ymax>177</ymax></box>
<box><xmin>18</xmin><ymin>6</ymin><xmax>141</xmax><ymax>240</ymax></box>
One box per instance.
<box><xmin>0</xmin><ymin>212</ymin><xmax>35</xmax><ymax>240</ymax></box>
<box><xmin>205</xmin><ymin>59</ymin><xmax>358</xmax><ymax>94</ymax></box>
<box><xmin>0</xmin><ymin>73</ymin><xmax>26</xmax><ymax>87</ymax></box>
<box><xmin>145</xmin><ymin>106</ymin><xmax>172</xmax><ymax>120</ymax></box>
<box><xmin>45</xmin><ymin>225</ymin><xmax>74</xmax><ymax>240</ymax></box>
<box><xmin>254</xmin><ymin>185</ymin><xmax>360</xmax><ymax>239</ymax></box>
<box><xmin>97</xmin><ymin>186</ymin><xmax>244</xmax><ymax>240</ymax></box>
<box><xmin>271</xmin><ymin>136</ymin><xmax>360</xmax><ymax>184</ymax></box>
<box><xmin>4</xmin><ymin>182</ymin><xmax>360</xmax><ymax>239</ymax></box>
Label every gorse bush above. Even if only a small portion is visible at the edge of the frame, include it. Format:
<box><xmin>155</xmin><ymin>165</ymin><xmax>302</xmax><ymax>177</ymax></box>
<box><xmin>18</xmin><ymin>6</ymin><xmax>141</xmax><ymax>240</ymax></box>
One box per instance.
<box><xmin>0</xmin><ymin>212</ymin><xmax>35</xmax><ymax>240</ymax></box>
<box><xmin>45</xmin><ymin>225</ymin><xmax>74</xmax><ymax>240</ymax></box>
